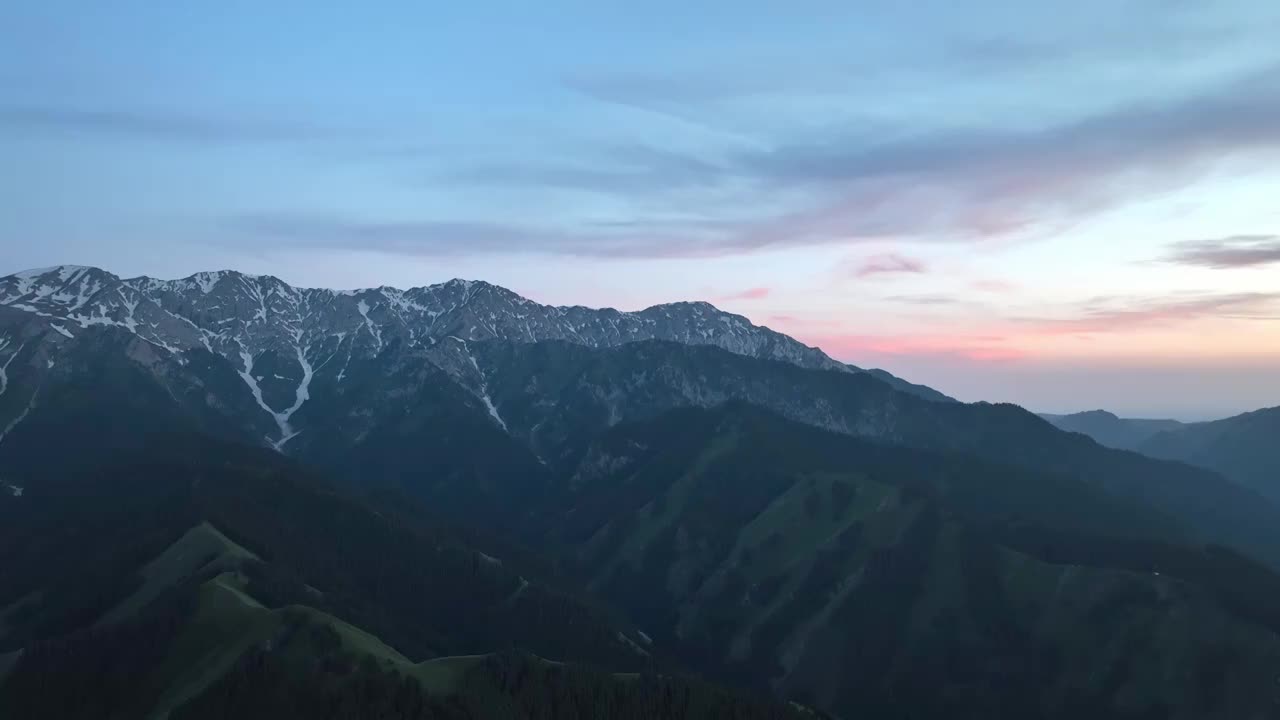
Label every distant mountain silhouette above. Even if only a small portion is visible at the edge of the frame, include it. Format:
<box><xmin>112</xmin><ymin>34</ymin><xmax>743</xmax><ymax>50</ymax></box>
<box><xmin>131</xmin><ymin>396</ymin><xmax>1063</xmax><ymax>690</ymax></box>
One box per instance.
<box><xmin>1040</xmin><ymin>410</ymin><xmax>1185</xmax><ymax>451</ymax></box>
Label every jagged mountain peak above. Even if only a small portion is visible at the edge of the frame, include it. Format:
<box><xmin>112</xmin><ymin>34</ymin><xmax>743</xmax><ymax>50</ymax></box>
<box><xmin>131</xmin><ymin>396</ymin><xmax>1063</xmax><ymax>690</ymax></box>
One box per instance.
<box><xmin>10</xmin><ymin>264</ymin><xmax>102</xmax><ymax>279</ymax></box>
<box><xmin>157</xmin><ymin>268</ymin><xmax>272</xmax><ymax>293</ymax></box>
<box><xmin>2</xmin><ymin>265</ymin><xmax>119</xmax><ymax>309</ymax></box>
<box><xmin>441</xmin><ymin>277</ymin><xmax>491</xmax><ymax>292</ymax></box>
<box><xmin>634</xmin><ymin>299</ymin><xmax>745</xmax><ymax>321</ymax></box>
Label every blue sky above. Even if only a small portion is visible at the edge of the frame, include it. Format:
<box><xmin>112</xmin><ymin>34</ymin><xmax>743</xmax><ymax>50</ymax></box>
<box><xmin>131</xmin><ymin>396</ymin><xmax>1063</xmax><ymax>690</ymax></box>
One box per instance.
<box><xmin>4</xmin><ymin>0</ymin><xmax>1280</xmax><ymax>418</ymax></box>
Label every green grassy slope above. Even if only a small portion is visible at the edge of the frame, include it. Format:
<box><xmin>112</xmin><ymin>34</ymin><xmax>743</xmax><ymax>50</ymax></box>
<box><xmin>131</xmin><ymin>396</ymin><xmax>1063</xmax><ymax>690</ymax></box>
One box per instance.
<box><xmin>98</xmin><ymin>522</ymin><xmax>259</xmax><ymax>626</ymax></box>
<box><xmin>2</xmin><ymin>568</ymin><xmax>809</xmax><ymax>720</ymax></box>
<box><xmin>146</xmin><ymin>573</ymin><xmax>280</xmax><ymax>719</ymax></box>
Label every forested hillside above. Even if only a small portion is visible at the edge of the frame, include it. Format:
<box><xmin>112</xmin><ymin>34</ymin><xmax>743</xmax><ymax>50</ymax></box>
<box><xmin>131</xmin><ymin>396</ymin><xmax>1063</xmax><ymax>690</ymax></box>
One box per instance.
<box><xmin>518</xmin><ymin>404</ymin><xmax>1280</xmax><ymax>719</ymax></box>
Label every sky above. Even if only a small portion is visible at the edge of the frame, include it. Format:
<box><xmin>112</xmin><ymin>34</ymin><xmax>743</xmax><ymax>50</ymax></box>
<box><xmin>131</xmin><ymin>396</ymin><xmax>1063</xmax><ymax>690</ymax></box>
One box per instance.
<box><xmin>3</xmin><ymin>0</ymin><xmax>1280</xmax><ymax>420</ymax></box>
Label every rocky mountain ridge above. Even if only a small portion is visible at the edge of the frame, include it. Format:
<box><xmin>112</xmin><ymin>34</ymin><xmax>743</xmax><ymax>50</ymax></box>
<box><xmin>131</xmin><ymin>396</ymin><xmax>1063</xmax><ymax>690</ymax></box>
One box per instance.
<box><xmin>0</xmin><ymin>265</ymin><xmax>947</xmax><ymax>447</ymax></box>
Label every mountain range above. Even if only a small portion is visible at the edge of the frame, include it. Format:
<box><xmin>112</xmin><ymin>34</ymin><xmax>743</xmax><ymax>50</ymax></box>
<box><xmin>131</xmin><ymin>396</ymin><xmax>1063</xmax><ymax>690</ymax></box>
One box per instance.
<box><xmin>4</xmin><ymin>265</ymin><xmax>1280</xmax><ymax>719</ymax></box>
<box><xmin>1043</xmin><ymin>408</ymin><xmax>1280</xmax><ymax>503</ymax></box>
<box><xmin>0</xmin><ymin>265</ymin><xmax>945</xmax><ymax>448</ymax></box>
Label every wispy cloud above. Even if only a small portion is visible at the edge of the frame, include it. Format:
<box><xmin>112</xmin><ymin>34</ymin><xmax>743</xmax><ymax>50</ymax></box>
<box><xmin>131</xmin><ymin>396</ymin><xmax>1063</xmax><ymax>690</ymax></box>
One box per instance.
<box><xmin>797</xmin><ymin>290</ymin><xmax>1280</xmax><ymax>365</ymax></box>
<box><xmin>443</xmin><ymin>144</ymin><xmax>729</xmax><ymax>194</ymax></box>
<box><xmin>0</xmin><ymin>104</ymin><xmax>331</xmax><ymax>144</ymax></box>
<box><xmin>564</xmin><ymin>11</ymin><xmax>1242</xmax><ymax>115</ymax></box>
<box><xmin>853</xmin><ymin>253</ymin><xmax>927</xmax><ymax>278</ymax></box>
<box><xmin>717</xmin><ymin>286</ymin><xmax>771</xmax><ymax>301</ymax></box>
<box><xmin>1018</xmin><ymin>292</ymin><xmax>1280</xmax><ymax>334</ymax></box>
<box><xmin>386</xmin><ymin>61</ymin><xmax>1280</xmax><ymax>259</ymax></box>
<box><xmin>225</xmin><ymin>214</ymin><xmax>581</xmax><ymax>257</ymax></box>
<box><xmin>1161</xmin><ymin>234</ymin><xmax>1280</xmax><ymax>269</ymax></box>
<box><xmin>220</xmin><ymin>212</ymin><xmax>738</xmax><ymax>259</ymax></box>
<box><xmin>721</xmin><ymin>62</ymin><xmax>1280</xmax><ymax>244</ymax></box>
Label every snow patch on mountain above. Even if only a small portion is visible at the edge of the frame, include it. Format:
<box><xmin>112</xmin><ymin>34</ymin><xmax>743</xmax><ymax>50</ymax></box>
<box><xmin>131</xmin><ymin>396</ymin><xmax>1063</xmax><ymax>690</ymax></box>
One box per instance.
<box><xmin>190</xmin><ymin>271</ymin><xmax>225</xmax><ymax>295</ymax></box>
<box><xmin>272</xmin><ymin>345</ymin><xmax>314</xmax><ymax>449</ymax></box>
<box><xmin>334</xmin><ymin>335</ymin><xmax>353</xmax><ymax>383</ymax></box>
<box><xmin>0</xmin><ymin>386</ymin><xmax>39</xmax><ymax>447</ymax></box>
<box><xmin>357</xmin><ymin>299</ymin><xmax>383</xmax><ymax>352</ymax></box>
<box><xmin>0</xmin><ymin>340</ymin><xmax>20</xmax><ymax>397</ymax></box>
<box><xmin>450</xmin><ymin>336</ymin><xmax>507</xmax><ymax>431</ymax></box>
<box><xmin>237</xmin><ymin>348</ymin><xmax>287</xmax><ymax>443</ymax></box>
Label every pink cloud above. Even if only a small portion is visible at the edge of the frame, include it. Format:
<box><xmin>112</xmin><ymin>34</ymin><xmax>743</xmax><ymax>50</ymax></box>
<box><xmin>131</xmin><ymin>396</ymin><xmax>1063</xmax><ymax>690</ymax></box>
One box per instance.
<box><xmin>852</xmin><ymin>253</ymin><xmax>927</xmax><ymax>278</ymax></box>
<box><xmin>718</xmin><ymin>286</ymin><xmax>771</xmax><ymax>301</ymax></box>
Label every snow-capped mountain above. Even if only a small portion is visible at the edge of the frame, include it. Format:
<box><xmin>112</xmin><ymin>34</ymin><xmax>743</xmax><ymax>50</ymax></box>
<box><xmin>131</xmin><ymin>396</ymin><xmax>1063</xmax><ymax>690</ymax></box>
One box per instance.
<box><xmin>0</xmin><ymin>265</ymin><xmax>947</xmax><ymax>448</ymax></box>
<box><xmin>1</xmin><ymin>265</ymin><xmax>843</xmax><ymax>366</ymax></box>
